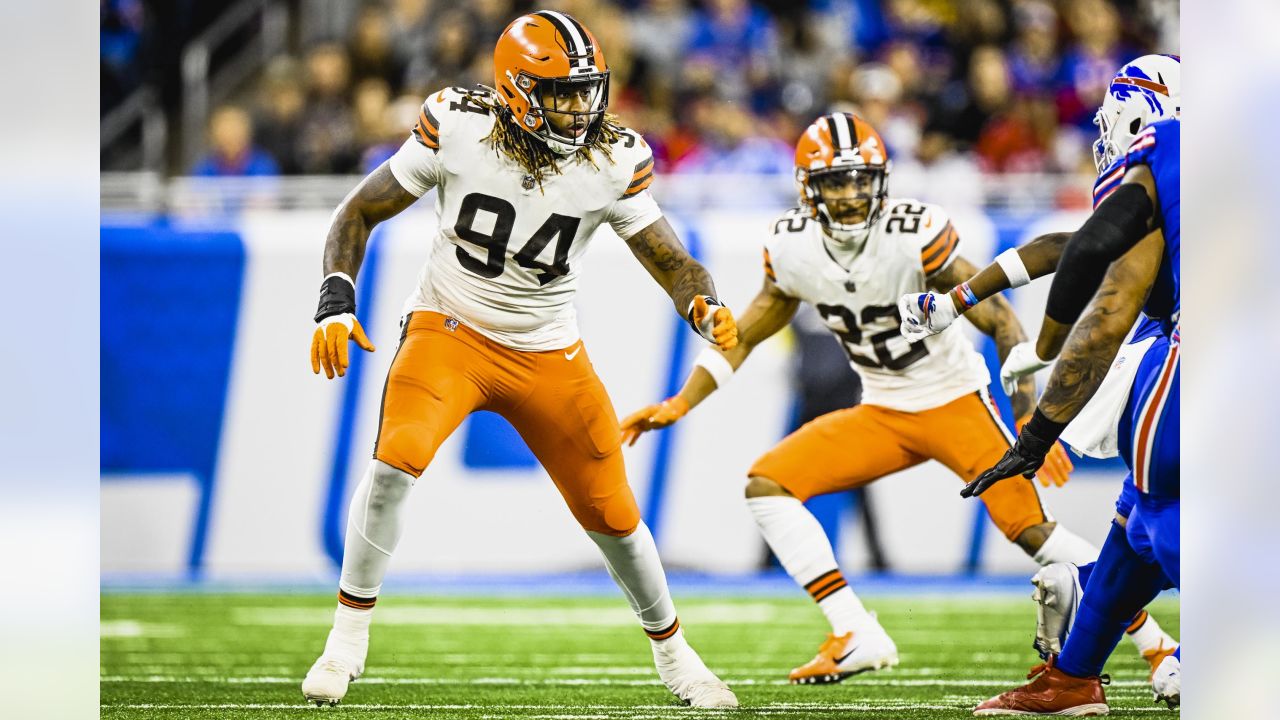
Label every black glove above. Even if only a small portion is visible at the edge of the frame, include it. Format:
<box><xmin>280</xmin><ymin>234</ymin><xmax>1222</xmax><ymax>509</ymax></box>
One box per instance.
<box><xmin>961</xmin><ymin>410</ymin><xmax>1065</xmax><ymax>498</ymax></box>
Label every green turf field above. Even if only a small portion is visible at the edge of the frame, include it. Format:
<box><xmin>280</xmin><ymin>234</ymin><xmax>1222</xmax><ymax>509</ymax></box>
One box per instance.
<box><xmin>101</xmin><ymin>592</ymin><xmax>1178</xmax><ymax>719</ymax></box>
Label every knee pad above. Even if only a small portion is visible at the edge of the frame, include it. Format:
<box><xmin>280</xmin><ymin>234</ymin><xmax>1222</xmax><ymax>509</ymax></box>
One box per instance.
<box><xmin>576</xmin><ymin>488</ymin><xmax>640</xmax><ymax>537</ymax></box>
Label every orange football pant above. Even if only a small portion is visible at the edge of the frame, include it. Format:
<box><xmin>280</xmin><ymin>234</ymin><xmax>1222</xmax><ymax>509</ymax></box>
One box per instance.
<box><xmin>373</xmin><ymin>312</ymin><xmax>640</xmax><ymax>536</ymax></box>
<box><xmin>749</xmin><ymin>391</ymin><xmax>1048</xmax><ymax>541</ymax></box>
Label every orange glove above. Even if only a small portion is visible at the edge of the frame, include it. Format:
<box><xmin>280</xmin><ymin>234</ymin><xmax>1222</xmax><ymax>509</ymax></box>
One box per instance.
<box><xmin>311</xmin><ymin>313</ymin><xmax>375</xmax><ymax>379</ymax></box>
<box><xmin>689</xmin><ymin>295</ymin><xmax>738</xmax><ymax>351</ymax></box>
<box><xmin>620</xmin><ymin>396</ymin><xmax>690</xmax><ymax>446</ymax></box>
<box><xmin>1017</xmin><ymin>414</ymin><xmax>1074</xmax><ymax>487</ymax></box>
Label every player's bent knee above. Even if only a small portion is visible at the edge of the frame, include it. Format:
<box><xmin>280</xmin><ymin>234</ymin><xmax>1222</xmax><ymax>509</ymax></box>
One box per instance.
<box><xmin>374</xmin><ymin>426</ymin><xmax>438</xmax><ymax>478</ymax></box>
<box><xmin>579</xmin><ymin>504</ymin><xmax>640</xmax><ymax>537</ymax></box>
<box><xmin>368</xmin><ymin>461</ymin><xmax>415</xmax><ymax>510</ymax></box>
<box><xmin>744</xmin><ymin>475</ymin><xmax>792</xmax><ymax>499</ymax></box>
<box><xmin>571</xmin><ymin>489</ymin><xmax>640</xmax><ymax>537</ymax></box>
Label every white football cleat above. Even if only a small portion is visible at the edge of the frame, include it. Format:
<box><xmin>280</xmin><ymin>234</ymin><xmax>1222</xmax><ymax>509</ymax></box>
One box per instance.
<box><xmin>302</xmin><ymin>656</ymin><xmax>361</xmax><ymax>706</ymax></box>
<box><xmin>651</xmin><ymin>631</ymin><xmax>738</xmax><ymax>708</ymax></box>
<box><xmin>1031</xmin><ymin>562</ymin><xmax>1081</xmax><ymax>657</ymax></box>
<box><xmin>789</xmin><ymin>624</ymin><xmax>899</xmax><ymax>684</ymax></box>
<box><xmin>1152</xmin><ymin>653</ymin><xmax>1180</xmax><ymax>708</ymax></box>
<box><xmin>301</xmin><ymin>615</ymin><xmax>369</xmax><ymax>707</ymax></box>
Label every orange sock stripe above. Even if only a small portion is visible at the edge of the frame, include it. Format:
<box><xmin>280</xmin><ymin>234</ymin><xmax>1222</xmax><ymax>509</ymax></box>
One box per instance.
<box><xmin>812</xmin><ymin>579</ymin><xmax>848</xmax><ymax>603</ymax></box>
<box><xmin>645</xmin><ymin>618</ymin><xmax>680</xmax><ymax>641</ymax></box>
<box><xmin>337</xmin><ymin>589</ymin><xmax>377</xmax><ymax>609</ymax></box>
<box><xmin>803</xmin><ymin>569</ymin><xmax>841</xmax><ymax>592</ymax></box>
<box><xmin>1125</xmin><ymin>609</ymin><xmax>1149</xmax><ymax>634</ymax></box>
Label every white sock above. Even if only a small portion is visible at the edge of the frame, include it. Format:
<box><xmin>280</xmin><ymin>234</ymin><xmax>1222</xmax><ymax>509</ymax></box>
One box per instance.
<box><xmin>1033</xmin><ymin>524</ymin><xmax>1100</xmax><ymax>565</ymax></box>
<box><xmin>746</xmin><ymin>495</ymin><xmax>873</xmax><ymax>635</ymax></box>
<box><xmin>337</xmin><ymin>460</ymin><xmax>415</xmax><ymax>604</ymax></box>
<box><xmin>1126</xmin><ymin>610</ymin><xmax>1178</xmax><ymax>655</ymax></box>
<box><xmin>322</xmin><ymin>604</ymin><xmax>373</xmax><ymax>668</ymax></box>
<box><xmin>587</xmin><ymin>522</ymin><xmax>680</xmax><ymax>640</ymax></box>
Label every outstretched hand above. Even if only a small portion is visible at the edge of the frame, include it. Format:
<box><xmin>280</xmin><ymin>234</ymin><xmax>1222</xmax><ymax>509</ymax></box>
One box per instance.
<box><xmin>619</xmin><ymin>396</ymin><xmax>690</xmax><ymax>446</ymax></box>
<box><xmin>961</xmin><ymin>420</ymin><xmax>1058</xmax><ymax>497</ymax></box>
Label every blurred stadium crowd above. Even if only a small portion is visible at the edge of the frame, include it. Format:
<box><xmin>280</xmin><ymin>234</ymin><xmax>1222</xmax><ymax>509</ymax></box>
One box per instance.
<box><xmin>102</xmin><ymin>0</ymin><xmax>1178</xmax><ymax>190</ymax></box>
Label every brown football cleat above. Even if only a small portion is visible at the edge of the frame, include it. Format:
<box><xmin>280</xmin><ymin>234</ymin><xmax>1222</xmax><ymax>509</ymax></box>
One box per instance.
<box><xmin>973</xmin><ymin>655</ymin><xmax>1109</xmax><ymax>716</ymax></box>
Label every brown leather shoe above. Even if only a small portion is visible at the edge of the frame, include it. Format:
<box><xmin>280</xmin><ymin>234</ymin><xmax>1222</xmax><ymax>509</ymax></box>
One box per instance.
<box><xmin>973</xmin><ymin>655</ymin><xmax>1109</xmax><ymax>716</ymax></box>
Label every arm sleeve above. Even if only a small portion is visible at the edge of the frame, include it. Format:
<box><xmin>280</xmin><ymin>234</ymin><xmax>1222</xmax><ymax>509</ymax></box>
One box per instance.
<box><xmin>604</xmin><ymin>188</ymin><xmax>663</xmax><ymax>240</ymax></box>
<box><xmin>1044</xmin><ymin>182</ymin><xmax>1155</xmax><ymax>324</ymax></box>
<box><xmin>388</xmin><ymin>137</ymin><xmax>443</xmax><ymax>198</ymax></box>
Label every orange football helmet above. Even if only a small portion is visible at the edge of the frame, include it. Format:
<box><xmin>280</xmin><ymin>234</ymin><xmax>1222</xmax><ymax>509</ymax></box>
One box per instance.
<box><xmin>794</xmin><ymin>113</ymin><xmax>891</xmax><ymax>239</ymax></box>
<box><xmin>493</xmin><ymin>11</ymin><xmax>610</xmax><ymax>155</ymax></box>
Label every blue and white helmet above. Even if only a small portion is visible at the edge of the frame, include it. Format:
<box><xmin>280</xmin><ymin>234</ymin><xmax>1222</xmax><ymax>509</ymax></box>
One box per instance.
<box><xmin>1092</xmin><ymin>54</ymin><xmax>1181</xmax><ymax>172</ymax></box>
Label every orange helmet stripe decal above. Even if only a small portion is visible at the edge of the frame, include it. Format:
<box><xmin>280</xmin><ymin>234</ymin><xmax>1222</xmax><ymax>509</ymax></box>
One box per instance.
<box><xmin>1112</xmin><ymin>76</ymin><xmax>1169</xmax><ymax>96</ymax></box>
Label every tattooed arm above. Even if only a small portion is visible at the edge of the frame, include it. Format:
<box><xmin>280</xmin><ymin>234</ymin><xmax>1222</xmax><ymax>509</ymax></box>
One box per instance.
<box><xmin>311</xmin><ymin>162</ymin><xmax>420</xmax><ymax>379</ymax></box>
<box><xmin>928</xmin><ymin>255</ymin><xmax>1036</xmax><ymax>418</ymax></box>
<box><xmin>1037</xmin><ymin>231</ymin><xmax>1163</xmax><ymax>423</ymax></box>
<box><xmin>624</xmin><ymin>216</ymin><xmax>719</xmax><ymax>315</ymax></box>
<box><xmin>323</xmin><ymin>162</ymin><xmax>420</xmax><ymax>279</ymax></box>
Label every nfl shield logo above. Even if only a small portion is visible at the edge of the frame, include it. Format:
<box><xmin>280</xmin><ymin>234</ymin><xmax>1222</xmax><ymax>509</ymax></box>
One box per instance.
<box><xmin>444</xmin><ymin>317</ymin><xmax>459</xmax><ymax>331</ymax></box>
<box><xmin>521</xmin><ymin>175</ymin><xmax>536</xmax><ymax>190</ymax></box>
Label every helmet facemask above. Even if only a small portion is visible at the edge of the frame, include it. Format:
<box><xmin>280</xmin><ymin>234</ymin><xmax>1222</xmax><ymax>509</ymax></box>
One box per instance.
<box><xmin>801</xmin><ymin>164</ymin><xmax>889</xmax><ymax>243</ymax></box>
<box><xmin>1092</xmin><ymin>104</ymin><xmax>1146</xmax><ymax>173</ymax></box>
<box><xmin>509</xmin><ymin>70</ymin><xmax>610</xmax><ymax>156</ymax></box>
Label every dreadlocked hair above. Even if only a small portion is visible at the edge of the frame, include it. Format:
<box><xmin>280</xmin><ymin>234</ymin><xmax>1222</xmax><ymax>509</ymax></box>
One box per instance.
<box><xmin>468</xmin><ymin>86</ymin><xmax>624</xmax><ymax>188</ymax></box>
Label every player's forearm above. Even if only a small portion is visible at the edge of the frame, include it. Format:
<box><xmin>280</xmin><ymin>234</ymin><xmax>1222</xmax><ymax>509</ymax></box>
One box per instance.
<box><xmin>669</xmin><ymin>262</ymin><xmax>717</xmax><ymax>316</ymax></box>
<box><xmin>678</xmin><ymin>337</ymin><xmax>754</xmax><ymax>408</ymax></box>
<box><xmin>677</xmin><ymin>367</ymin><xmax>720</xmax><ymax>409</ymax></box>
<box><xmin>1036</xmin><ymin>297</ymin><xmax>1131</xmax><ymax>424</ymax></box>
<box><xmin>948</xmin><ymin>233</ymin><xmax>1070</xmax><ymax>313</ymax></box>
<box><xmin>323</xmin><ymin>205</ymin><xmax>374</xmax><ymax>279</ymax></box>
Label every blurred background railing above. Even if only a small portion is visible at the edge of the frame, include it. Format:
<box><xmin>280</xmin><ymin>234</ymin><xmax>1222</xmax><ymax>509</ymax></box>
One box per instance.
<box><xmin>101</xmin><ymin>170</ymin><xmax>1087</xmax><ymax>215</ymax></box>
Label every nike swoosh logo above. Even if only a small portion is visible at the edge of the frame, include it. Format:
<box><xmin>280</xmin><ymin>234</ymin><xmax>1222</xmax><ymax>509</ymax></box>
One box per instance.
<box><xmin>836</xmin><ymin>649</ymin><xmax>855</xmax><ymax>664</ymax></box>
<box><xmin>565</xmin><ymin>345</ymin><xmax>581</xmax><ymax>361</ymax></box>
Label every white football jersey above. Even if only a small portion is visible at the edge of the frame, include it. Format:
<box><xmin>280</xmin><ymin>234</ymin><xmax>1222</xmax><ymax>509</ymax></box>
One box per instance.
<box><xmin>388</xmin><ymin>86</ymin><xmax>662</xmax><ymax>351</ymax></box>
<box><xmin>764</xmin><ymin>200</ymin><xmax>990</xmax><ymax>412</ymax></box>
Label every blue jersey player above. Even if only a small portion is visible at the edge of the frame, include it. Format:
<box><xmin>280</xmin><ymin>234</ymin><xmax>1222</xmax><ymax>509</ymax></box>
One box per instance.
<box><xmin>962</xmin><ymin>117</ymin><xmax>1181</xmax><ymax>715</ymax></box>
<box><xmin>899</xmin><ymin>55</ymin><xmax>1181</xmax><ymax>686</ymax></box>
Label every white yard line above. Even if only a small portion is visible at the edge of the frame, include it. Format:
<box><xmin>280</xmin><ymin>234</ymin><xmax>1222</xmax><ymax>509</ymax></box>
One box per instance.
<box><xmin>101</xmin><ymin>702</ymin><xmax>1176</xmax><ymax>713</ymax></box>
<box><xmin>99</xmin><ymin>674</ymin><xmax>1157</xmax><ymax>688</ymax></box>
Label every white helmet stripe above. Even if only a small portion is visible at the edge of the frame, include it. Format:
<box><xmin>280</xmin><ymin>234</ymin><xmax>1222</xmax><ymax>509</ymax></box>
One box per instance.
<box><xmin>541</xmin><ymin>10</ymin><xmax>590</xmax><ymax>59</ymax></box>
<box><xmin>831</xmin><ymin>113</ymin><xmax>854</xmax><ymax>152</ymax></box>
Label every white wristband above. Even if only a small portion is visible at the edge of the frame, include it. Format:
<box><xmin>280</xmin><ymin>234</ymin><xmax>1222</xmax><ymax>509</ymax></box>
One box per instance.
<box><xmin>693</xmin><ymin>347</ymin><xmax>735</xmax><ymax>389</ymax></box>
<box><xmin>324</xmin><ymin>271</ymin><xmax>356</xmax><ymax>289</ymax></box>
<box><xmin>995</xmin><ymin>248</ymin><xmax>1031</xmax><ymax>289</ymax></box>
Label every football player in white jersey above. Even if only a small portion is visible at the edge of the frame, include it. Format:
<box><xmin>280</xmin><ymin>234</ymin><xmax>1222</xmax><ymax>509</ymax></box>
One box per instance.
<box><xmin>302</xmin><ymin>11</ymin><xmax>738</xmax><ymax>708</ymax></box>
<box><xmin>621</xmin><ymin>112</ymin><xmax>1099</xmax><ymax>685</ymax></box>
